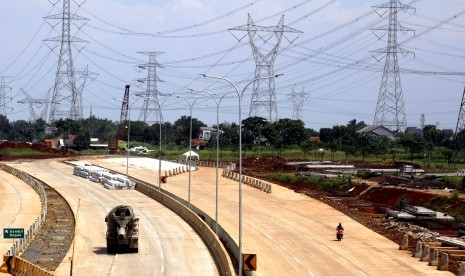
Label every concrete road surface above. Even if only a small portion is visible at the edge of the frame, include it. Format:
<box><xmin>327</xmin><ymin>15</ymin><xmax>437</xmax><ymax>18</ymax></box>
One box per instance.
<box><xmin>0</xmin><ymin>170</ymin><xmax>41</xmax><ymax>255</ymax></box>
<box><xmin>92</xmin><ymin>157</ymin><xmax>452</xmax><ymax>276</ymax></box>
<box><xmin>7</xmin><ymin>159</ymin><xmax>219</xmax><ymax>276</ymax></box>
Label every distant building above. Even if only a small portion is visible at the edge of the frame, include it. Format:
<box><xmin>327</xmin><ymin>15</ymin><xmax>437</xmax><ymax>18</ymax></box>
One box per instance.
<box><xmin>308</xmin><ymin>137</ymin><xmax>320</xmax><ymax>143</ymax></box>
<box><xmin>405</xmin><ymin>127</ymin><xmax>423</xmax><ymax>137</ymax></box>
<box><xmin>45</xmin><ymin>126</ymin><xmax>57</xmax><ymax>135</ymax></box>
<box><xmin>200</xmin><ymin>127</ymin><xmax>217</xmax><ymax>141</ymax></box>
<box><xmin>442</xmin><ymin>129</ymin><xmax>454</xmax><ymax>138</ymax></box>
<box><xmin>200</xmin><ymin>127</ymin><xmax>224</xmax><ymax>142</ymax></box>
<box><xmin>357</xmin><ymin>125</ymin><xmax>395</xmax><ymax>139</ymax></box>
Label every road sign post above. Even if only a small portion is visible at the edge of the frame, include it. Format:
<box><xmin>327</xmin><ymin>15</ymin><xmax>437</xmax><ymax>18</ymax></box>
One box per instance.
<box><xmin>3</xmin><ymin>228</ymin><xmax>24</xmax><ymax>239</ymax></box>
<box><xmin>243</xmin><ymin>254</ymin><xmax>257</xmax><ymax>271</ymax></box>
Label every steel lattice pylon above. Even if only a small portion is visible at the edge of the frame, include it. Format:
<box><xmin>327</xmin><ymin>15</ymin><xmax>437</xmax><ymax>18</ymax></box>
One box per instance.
<box><xmin>136</xmin><ymin>52</ymin><xmax>164</xmax><ymax>124</ymax></box>
<box><xmin>0</xmin><ymin>76</ymin><xmax>12</xmax><ymax>116</ymax></box>
<box><xmin>371</xmin><ymin>0</ymin><xmax>415</xmax><ymax>132</ymax></box>
<box><xmin>45</xmin><ymin>0</ymin><xmax>89</xmax><ymax>122</ymax></box>
<box><xmin>455</xmin><ymin>87</ymin><xmax>465</xmax><ymax>136</ymax></box>
<box><xmin>287</xmin><ymin>87</ymin><xmax>309</xmax><ymax>121</ymax></box>
<box><xmin>229</xmin><ymin>14</ymin><xmax>301</xmax><ymax>121</ymax></box>
<box><xmin>17</xmin><ymin>89</ymin><xmax>50</xmax><ymax>122</ymax></box>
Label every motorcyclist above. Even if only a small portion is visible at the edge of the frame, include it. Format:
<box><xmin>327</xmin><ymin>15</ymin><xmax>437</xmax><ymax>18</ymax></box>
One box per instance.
<box><xmin>336</xmin><ymin>223</ymin><xmax>344</xmax><ymax>241</ymax></box>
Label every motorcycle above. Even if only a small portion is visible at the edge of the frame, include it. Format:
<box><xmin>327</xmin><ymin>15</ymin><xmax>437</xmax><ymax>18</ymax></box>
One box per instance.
<box><xmin>336</xmin><ymin>229</ymin><xmax>344</xmax><ymax>241</ymax></box>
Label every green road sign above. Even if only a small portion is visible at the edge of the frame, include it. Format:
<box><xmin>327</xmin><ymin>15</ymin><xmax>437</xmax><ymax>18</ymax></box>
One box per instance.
<box><xmin>3</xmin><ymin>228</ymin><xmax>24</xmax><ymax>239</ymax></box>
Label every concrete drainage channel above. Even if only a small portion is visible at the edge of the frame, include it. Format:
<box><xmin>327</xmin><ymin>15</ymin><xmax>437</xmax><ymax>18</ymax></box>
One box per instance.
<box><xmin>0</xmin><ymin>164</ymin><xmax>75</xmax><ymax>274</ymax></box>
<box><xmin>20</xmin><ymin>184</ymin><xmax>74</xmax><ymax>270</ymax></box>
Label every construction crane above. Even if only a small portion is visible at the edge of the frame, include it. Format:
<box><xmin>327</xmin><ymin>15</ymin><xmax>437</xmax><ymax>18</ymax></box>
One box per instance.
<box><xmin>110</xmin><ymin>85</ymin><xmax>130</xmax><ymax>153</ymax></box>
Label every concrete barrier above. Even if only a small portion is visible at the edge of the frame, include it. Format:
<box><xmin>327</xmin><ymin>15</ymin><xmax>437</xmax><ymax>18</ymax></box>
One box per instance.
<box><xmin>437</xmin><ymin>252</ymin><xmax>449</xmax><ymax>271</ymax></box>
<box><xmin>0</xmin><ymin>164</ymin><xmax>48</xmax><ymax>257</ymax></box>
<box><xmin>428</xmin><ymin>249</ymin><xmax>439</xmax><ymax>266</ymax></box>
<box><xmin>1</xmin><ymin>256</ymin><xmax>52</xmax><ymax>276</ymax></box>
<box><xmin>399</xmin><ymin>234</ymin><xmax>408</xmax><ymax>250</ymax></box>
<box><xmin>420</xmin><ymin>244</ymin><xmax>430</xmax><ymax>262</ymax></box>
<box><xmin>457</xmin><ymin>262</ymin><xmax>465</xmax><ymax>276</ymax></box>
<box><xmin>135</xmin><ymin>181</ymin><xmax>234</xmax><ymax>276</ymax></box>
<box><xmin>413</xmin><ymin>241</ymin><xmax>422</xmax><ymax>258</ymax></box>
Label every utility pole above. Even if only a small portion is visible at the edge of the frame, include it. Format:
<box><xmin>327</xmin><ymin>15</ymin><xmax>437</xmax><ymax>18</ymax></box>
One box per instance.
<box><xmin>45</xmin><ymin>0</ymin><xmax>89</xmax><ymax>122</ymax></box>
<box><xmin>371</xmin><ymin>0</ymin><xmax>415</xmax><ymax>132</ymax></box>
<box><xmin>287</xmin><ymin>87</ymin><xmax>309</xmax><ymax>121</ymax></box>
<box><xmin>229</xmin><ymin>14</ymin><xmax>301</xmax><ymax>121</ymax></box>
<box><xmin>136</xmin><ymin>52</ymin><xmax>164</xmax><ymax>124</ymax></box>
<box><xmin>0</xmin><ymin>76</ymin><xmax>12</xmax><ymax>117</ymax></box>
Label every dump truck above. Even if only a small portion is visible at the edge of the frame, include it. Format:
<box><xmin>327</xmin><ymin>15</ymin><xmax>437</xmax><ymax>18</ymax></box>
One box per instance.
<box><xmin>105</xmin><ymin>205</ymin><xmax>139</xmax><ymax>253</ymax></box>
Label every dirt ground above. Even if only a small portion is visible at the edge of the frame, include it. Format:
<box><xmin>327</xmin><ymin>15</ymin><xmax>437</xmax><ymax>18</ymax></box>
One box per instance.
<box><xmin>240</xmin><ymin>156</ymin><xmax>463</xmax><ymax>274</ymax></box>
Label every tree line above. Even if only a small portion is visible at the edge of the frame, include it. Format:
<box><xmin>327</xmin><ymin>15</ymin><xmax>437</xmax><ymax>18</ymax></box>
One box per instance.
<box><xmin>0</xmin><ymin>114</ymin><xmax>463</xmax><ymax>166</ymax></box>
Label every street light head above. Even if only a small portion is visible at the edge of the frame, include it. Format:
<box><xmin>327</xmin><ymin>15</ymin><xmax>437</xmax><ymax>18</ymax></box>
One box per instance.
<box><xmin>200</xmin><ymin>73</ymin><xmax>207</xmax><ymax>77</ymax></box>
<box><xmin>274</xmin><ymin>73</ymin><xmax>284</xmax><ymax>78</ymax></box>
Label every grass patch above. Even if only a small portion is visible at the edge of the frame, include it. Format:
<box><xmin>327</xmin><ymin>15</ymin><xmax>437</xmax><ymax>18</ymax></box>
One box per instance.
<box><xmin>263</xmin><ymin>172</ymin><xmax>352</xmax><ymax>190</ymax></box>
<box><xmin>0</xmin><ymin>148</ymin><xmax>45</xmax><ymax>156</ymax></box>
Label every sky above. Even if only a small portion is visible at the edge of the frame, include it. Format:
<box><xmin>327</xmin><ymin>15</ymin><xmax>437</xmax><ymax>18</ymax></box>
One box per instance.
<box><xmin>0</xmin><ymin>0</ymin><xmax>464</xmax><ymax>131</ymax></box>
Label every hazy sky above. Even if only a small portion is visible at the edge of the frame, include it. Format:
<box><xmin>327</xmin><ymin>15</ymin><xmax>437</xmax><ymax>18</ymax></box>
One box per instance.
<box><xmin>1</xmin><ymin>0</ymin><xmax>464</xmax><ymax>131</ymax></box>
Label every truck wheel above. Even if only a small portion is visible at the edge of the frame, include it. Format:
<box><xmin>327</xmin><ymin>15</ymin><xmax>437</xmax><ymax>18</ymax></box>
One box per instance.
<box><xmin>107</xmin><ymin>245</ymin><xmax>116</xmax><ymax>254</ymax></box>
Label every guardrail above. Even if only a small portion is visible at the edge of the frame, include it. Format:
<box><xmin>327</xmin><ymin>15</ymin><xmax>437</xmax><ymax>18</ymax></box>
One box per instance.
<box><xmin>0</xmin><ymin>164</ymin><xmax>47</xmax><ymax>257</ymax></box>
<box><xmin>134</xmin><ymin>179</ymin><xmax>236</xmax><ymax>276</ymax></box>
<box><xmin>222</xmin><ymin>169</ymin><xmax>272</xmax><ymax>194</ymax></box>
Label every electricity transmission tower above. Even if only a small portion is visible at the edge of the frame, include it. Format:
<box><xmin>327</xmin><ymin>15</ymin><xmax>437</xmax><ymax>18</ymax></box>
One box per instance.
<box><xmin>0</xmin><ymin>76</ymin><xmax>12</xmax><ymax>116</ymax></box>
<box><xmin>420</xmin><ymin>113</ymin><xmax>425</xmax><ymax>129</ymax></box>
<box><xmin>44</xmin><ymin>0</ymin><xmax>89</xmax><ymax>122</ymax></box>
<box><xmin>136</xmin><ymin>52</ymin><xmax>164</xmax><ymax>124</ymax></box>
<box><xmin>17</xmin><ymin>89</ymin><xmax>50</xmax><ymax>122</ymax></box>
<box><xmin>455</xmin><ymin>87</ymin><xmax>465</xmax><ymax>136</ymax></box>
<box><xmin>287</xmin><ymin>87</ymin><xmax>309</xmax><ymax>121</ymax></box>
<box><xmin>371</xmin><ymin>0</ymin><xmax>415</xmax><ymax>132</ymax></box>
<box><xmin>229</xmin><ymin>14</ymin><xmax>301</xmax><ymax>121</ymax></box>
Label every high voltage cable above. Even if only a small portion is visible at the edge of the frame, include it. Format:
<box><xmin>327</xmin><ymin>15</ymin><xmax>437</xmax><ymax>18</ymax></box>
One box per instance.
<box><xmin>406</xmin><ymin>45</ymin><xmax>465</xmax><ymax>59</ymax></box>
<box><xmin>80</xmin><ymin>0</ymin><xmax>264</xmax><ymax>36</ymax></box>
<box><xmin>276</xmin><ymin>2</ymin><xmax>464</xmax><ymax>92</ymax></box>
<box><xmin>82</xmin><ymin>48</ymin><xmax>138</xmax><ymax>65</ymax></box>
<box><xmin>80</xmin><ymin>30</ymin><xmax>144</xmax><ymax>62</ymax></box>
<box><xmin>0</xmin><ymin>5</ymin><xmax>55</xmax><ymax>75</ymax></box>
<box><xmin>81</xmin><ymin>0</ymin><xmax>316</xmax><ymax>39</ymax></box>
<box><xmin>80</xmin><ymin>52</ymin><xmax>127</xmax><ymax>83</ymax></box>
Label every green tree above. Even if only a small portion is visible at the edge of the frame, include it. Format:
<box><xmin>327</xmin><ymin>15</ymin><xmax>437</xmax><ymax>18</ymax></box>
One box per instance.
<box><xmin>242</xmin><ymin>116</ymin><xmax>268</xmax><ymax>150</ymax></box>
<box><xmin>0</xmin><ymin>114</ymin><xmax>10</xmax><ymax>140</ymax></box>
<box><xmin>73</xmin><ymin>131</ymin><xmax>90</xmax><ymax>150</ymax></box>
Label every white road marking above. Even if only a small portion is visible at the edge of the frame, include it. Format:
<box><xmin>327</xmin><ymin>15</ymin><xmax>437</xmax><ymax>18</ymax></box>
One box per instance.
<box><xmin>359</xmin><ymin>271</ymin><xmax>368</xmax><ymax>276</ymax></box>
<box><xmin>279</xmin><ymin>244</ymin><xmax>287</xmax><ymax>251</ymax></box>
<box><xmin>198</xmin><ymin>198</ymin><xmax>206</xmax><ymax>202</ymax></box>
<box><xmin>264</xmin><ymin>233</ymin><xmax>273</xmax><ymax>240</ymax></box>
<box><xmin>339</xmin><ymin>256</ymin><xmax>349</xmax><ymax>263</ymax></box>
<box><xmin>308</xmin><ymin>271</ymin><xmax>315</xmax><ymax>276</ymax></box>
<box><xmin>224</xmin><ymin>210</ymin><xmax>231</xmax><ymax>214</ymax></box>
<box><xmin>292</xmin><ymin>256</ymin><xmax>301</xmax><ymax>263</ymax></box>
<box><xmin>320</xmin><ymin>244</ymin><xmax>329</xmax><ymax>250</ymax></box>
<box><xmin>161</xmin><ymin>265</ymin><xmax>164</xmax><ymax>273</ymax></box>
<box><xmin>304</xmin><ymin>234</ymin><xmax>312</xmax><ymax>240</ymax></box>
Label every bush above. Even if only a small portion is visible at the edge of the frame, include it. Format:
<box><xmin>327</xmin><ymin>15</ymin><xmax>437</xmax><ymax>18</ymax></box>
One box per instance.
<box><xmin>264</xmin><ymin>173</ymin><xmax>352</xmax><ymax>190</ymax></box>
<box><xmin>442</xmin><ymin>176</ymin><xmax>463</xmax><ymax>189</ymax></box>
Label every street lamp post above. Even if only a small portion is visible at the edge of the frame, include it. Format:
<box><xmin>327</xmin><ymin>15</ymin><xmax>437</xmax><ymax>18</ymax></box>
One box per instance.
<box><xmin>173</xmin><ymin>95</ymin><xmax>203</xmax><ymax>208</ymax></box>
<box><xmin>156</xmin><ymin>96</ymin><xmax>175</xmax><ymax>191</ymax></box>
<box><xmin>201</xmin><ymin>74</ymin><xmax>282</xmax><ymax>275</ymax></box>
<box><xmin>189</xmin><ymin>88</ymin><xmax>230</xmax><ymax>235</ymax></box>
<box><xmin>113</xmin><ymin>96</ymin><xmax>140</xmax><ymax>180</ymax></box>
